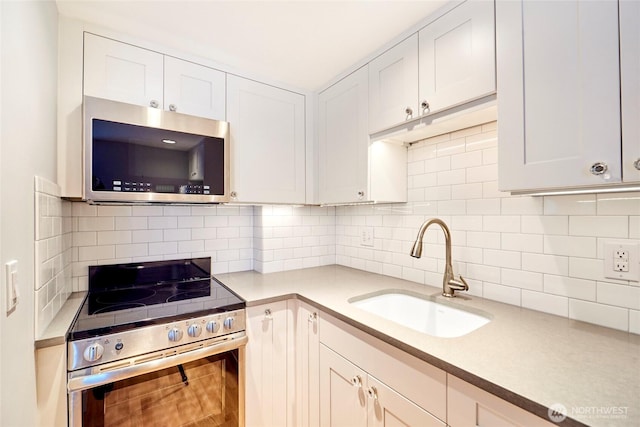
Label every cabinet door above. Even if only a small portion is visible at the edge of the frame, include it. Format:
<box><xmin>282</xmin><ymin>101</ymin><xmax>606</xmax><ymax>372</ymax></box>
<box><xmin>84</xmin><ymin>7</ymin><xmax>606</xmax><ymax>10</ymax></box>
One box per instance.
<box><xmin>497</xmin><ymin>0</ymin><xmax>621</xmax><ymax>191</ymax></box>
<box><xmin>447</xmin><ymin>375</ymin><xmax>556</xmax><ymax>427</ymax></box>
<box><xmin>246</xmin><ymin>302</ymin><xmax>289</xmax><ymax>427</ymax></box>
<box><xmin>419</xmin><ymin>0</ymin><xmax>495</xmax><ymax>113</ymax></box>
<box><xmin>368</xmin><ymin>375</ymin><xmax>444</xmax><ymax>427</ymax></box>
<box><xmin>320</xmin><ymin>344</ymin><xmax>368</xmax><ymax>427</ymax></box>
<box><xmin>164</xmin><ymin>56</ymin><xmax>226</xmax><ymax>120</ymax></box>
<box><xmin>298</xmin><ymin>303</ymin><xmax>320</xmax><ymax>427</ymax></box>
<box><xmin>620</xmin><ymin>0</ymin><xmax>640</xmax><ymax>183</ymax></box>
<box><xmin>368</xmin><ymin>35</ymin><xmax>419</xmax><ymax>133</ymax></box>
<box><xmin>318</xmin><ymin>67</ymin><xmax>369</xmax><ymax>204</ymax></box>
<box><xmin>83</xmin><ymin>33</ymin><xmax>163</xmax><ymax>108</ymax></box>
<box><xmin>227</xmin><ymin>75</ymin><xmax>306</xmax><ymax>204</ymax></box>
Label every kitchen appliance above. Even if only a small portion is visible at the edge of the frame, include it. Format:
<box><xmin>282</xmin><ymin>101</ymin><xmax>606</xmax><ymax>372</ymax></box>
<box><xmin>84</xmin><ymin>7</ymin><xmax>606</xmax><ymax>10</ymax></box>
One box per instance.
<box><xmin>84</xmin><ymin>96</ymin><xmax>230</xmax><ymax>204</ymax></box>
<box><xmin>67</xmin><ymin>257</ymin><xmax>246</xmax><ymax>427</ymax></box>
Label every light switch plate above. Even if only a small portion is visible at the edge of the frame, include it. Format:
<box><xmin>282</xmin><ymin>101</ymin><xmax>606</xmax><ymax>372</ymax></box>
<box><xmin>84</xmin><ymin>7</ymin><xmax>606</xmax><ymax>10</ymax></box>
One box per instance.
<box><xmin>604</xmin><ymin>242</ymin><xmax>639</xmax><ymax>282</ymax></box>
<box><xmin>5</xmin><ymin>260</ymin><xmax>19</xmax><ymax>314</ymax></box>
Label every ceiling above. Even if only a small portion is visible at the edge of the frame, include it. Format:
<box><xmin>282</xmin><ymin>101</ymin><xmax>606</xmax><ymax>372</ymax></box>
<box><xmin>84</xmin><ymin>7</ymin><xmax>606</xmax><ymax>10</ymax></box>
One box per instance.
<box><xmin>55</xmin><ymin>0</ymin><xmax>448</xmax><ymax>92</ymax></box>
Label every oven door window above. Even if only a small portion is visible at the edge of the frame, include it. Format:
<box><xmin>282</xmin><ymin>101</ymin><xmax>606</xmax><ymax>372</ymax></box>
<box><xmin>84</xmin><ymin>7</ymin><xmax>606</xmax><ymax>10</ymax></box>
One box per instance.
<box><xmin>81</xmin><ymin>351</ymin><xmax>238</xmax><ymax>427</ymax></box>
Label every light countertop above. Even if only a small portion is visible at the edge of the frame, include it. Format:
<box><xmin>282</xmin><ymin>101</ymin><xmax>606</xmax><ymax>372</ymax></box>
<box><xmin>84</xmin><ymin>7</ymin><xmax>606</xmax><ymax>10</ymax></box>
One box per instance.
<box><xmin>216</xmin><ymin>265</ymin><xmax>640</xmax><ymax>427</ymax></box>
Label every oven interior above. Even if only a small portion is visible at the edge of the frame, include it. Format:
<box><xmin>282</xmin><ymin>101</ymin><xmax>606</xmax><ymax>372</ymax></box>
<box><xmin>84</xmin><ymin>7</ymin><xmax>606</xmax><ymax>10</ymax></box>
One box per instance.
<box><xmin>80</xmin><ymin>350</ymin><xmax>239</xmax><ymax>427</ymax></box>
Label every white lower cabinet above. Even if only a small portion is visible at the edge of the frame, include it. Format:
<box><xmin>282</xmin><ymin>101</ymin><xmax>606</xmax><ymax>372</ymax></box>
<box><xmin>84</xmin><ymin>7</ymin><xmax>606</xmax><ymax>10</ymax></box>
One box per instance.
<box><xmin>296</xmin><ymin>301</ymin><xmax>320</xmax><ymax>427</ymax></box>
<box><xmin>320</xmin><ymin>344</ymin><xmax>444</xmax><ymax>427</ymax></box>
<box><xmin>245</xmin><ymin>301</ymin><xmax>291</xmax><ymax>427</ymax></box>
<box><xmin>447</xmin><ymin>375</ymin><xmax>555</xmax><ymax>427</ymax></box>
<box><xmin>318</xmin><ymin>313</ymin><xmax>446</xmax><ymax>426</ymax></box>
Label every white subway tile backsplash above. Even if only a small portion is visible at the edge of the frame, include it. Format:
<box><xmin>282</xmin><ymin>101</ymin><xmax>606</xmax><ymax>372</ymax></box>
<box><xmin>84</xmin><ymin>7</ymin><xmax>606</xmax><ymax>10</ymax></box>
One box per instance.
<box><xmin>483</xmin><ymin>282</ymin><xmax>521</xmax><ymax>305</ymax></box>
<box><xmin>521</xmin><ymin>215</ymin><xmax>568</xmax><ymax>235</ymax></box>
<box><xmin>543</xmin><ymin>235</ymin><xmax>597</xmax><ymax>258</ymax></box>
<box><xmin>484</xmin><ymin>249</ymin><xmax>521</xmax><ymax>269</ymax></box>
<box><xmin>569</xmin><ymin>299</ymin><xmax>629</xmax><ymax>332</ymax></box>
<box><xmin>596</xmin><ymin>193</ymin><xmax>640</xmax><ymax>215</ymax></box>
<box><xmin>522</xmin><ymin>253</ymin><xmax>568</xmax><ymax>276</ymax></box>
<box><xmin>568</xmin><ymin>257</ymin><xmax>603</xmax><ymax>281</ymax></box>
<box><xmin>544</xmin><ymin>194</ymin><xmax>596</xmax><ymax>216</ymax></box>
<box><xmin>501</xmin><ymin>196</ymin><xmax>543</xmax><ymax>215</ymax></box>
<box><xmin>569</xmin><ymin>216</ymin><xmax>628</xmax><ymax>237</ymax></box>
<box><xmin>501</xmin><ymin>233</ymin><xmax>543</xmax><ymax>253</ymax></box>
<box><xmin>501</xmin><ymin>268</ymin><xmax>543</xmax><ymax>291</ymax></box>
<box><xmin>596</xmin><ymin>282</ymin><xmax>640</xmax><ymax>310</ymax></box>
<box><xmin>544</xmin><ymin>275</ymin><xmax>596</xmax><ymax>301</ymax></box>
<box><xmin>522</xmin><ymin>290</ymin><xmax>568</xmax><ymax>317</ymax></box>
<box><xmin>34</xmin><ymin>177</ymin><xmax>72</xmax><ymax>337</ymax></box>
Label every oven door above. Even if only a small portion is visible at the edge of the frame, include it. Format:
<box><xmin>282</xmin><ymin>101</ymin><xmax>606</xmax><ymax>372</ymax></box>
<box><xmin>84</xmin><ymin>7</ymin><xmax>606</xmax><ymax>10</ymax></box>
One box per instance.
<box><xmin>68</xmin><ymin>336</ymin><xmax>246</xmax><ymax>427</ymax></box>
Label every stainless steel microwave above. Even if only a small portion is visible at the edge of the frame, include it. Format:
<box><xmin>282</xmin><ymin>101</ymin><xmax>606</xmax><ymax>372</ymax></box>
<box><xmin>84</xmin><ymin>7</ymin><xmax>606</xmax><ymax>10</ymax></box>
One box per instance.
<box><xmin>83</xmin><ymin>96</ymin><xmax>230</xmax><ymax>204</ymax></box>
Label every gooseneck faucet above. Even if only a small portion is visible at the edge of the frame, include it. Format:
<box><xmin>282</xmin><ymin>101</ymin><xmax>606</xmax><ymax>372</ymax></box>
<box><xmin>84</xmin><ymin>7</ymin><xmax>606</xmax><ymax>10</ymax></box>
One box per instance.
<box><xmin>410</xmin><ymin>218</ymin><xmax>469</xmax><ymax>297</ymax></box>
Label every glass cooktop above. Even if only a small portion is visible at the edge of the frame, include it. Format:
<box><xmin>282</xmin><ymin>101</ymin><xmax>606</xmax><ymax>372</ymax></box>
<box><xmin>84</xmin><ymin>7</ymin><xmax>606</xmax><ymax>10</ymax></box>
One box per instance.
<box><xmin>68</xmin><ymin>258</ymin><xmax>245</xmax><ymax>341</ymax></box>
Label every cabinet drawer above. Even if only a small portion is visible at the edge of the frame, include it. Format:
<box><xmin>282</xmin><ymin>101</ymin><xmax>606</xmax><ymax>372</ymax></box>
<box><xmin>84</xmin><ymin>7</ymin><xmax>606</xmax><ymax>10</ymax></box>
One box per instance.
<box><xmin>319</xmin><ymin>314</ymin><xmax>446</xmax><ymax>421</ymax></box>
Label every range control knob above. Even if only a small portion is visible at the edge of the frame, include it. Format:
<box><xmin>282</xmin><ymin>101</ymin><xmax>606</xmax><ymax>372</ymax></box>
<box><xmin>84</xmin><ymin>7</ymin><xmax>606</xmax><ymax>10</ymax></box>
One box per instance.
<box><xmin>83</xmin><ymin>343</ymin><xmax>104</xmax><ymax>362</ymax></box>
<box><xmin>168</xmin><ymin>327</ymin><xmax>183</xmax><ymax>342</ymax></box>
<box><xmin>206</xmin><ymin>320</ymin><xmax>220</xmax><ymax>334</ymax></box>
<box><xmin>187</xmin><ymin>323</ymin><xmax>202</xmax><ymax>338</ymax></box>
<box><xmin>223</xmin><ymin>317</ymin><xmax>234</xmax><ymax>330</ymax></box>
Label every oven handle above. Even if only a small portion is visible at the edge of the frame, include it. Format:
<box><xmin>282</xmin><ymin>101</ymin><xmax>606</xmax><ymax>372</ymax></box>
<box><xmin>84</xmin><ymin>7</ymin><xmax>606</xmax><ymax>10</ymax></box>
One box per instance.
<box><xmin>68</xmin><ymin>335</ymin><xmax>247</xmax><ymax>393</ymax></box>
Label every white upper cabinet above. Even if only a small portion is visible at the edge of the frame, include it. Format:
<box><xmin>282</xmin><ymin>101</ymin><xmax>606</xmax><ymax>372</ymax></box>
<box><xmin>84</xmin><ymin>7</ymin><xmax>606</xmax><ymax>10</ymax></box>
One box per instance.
<box><xmin>318</xmin><ymin>67</ymin><xmax>407</xmax><ymax>205</ymax></box>
<box><xmin>620</xmin><ymin>0</ymin><xmax>640</xmax><ymax>184</ymax></box>
<box><xmin>84</xmin><ymin>33</ymin><xmax>226</xmax><ymax>120</ymax></box>
<box><xmin>319</xmin><ymin>67</ymin><xmax>369</xmax><ymax>204</ymax></box>
<box><xmin>163</xmin><ymin>56</ymin><xmax>226</xmax><ymax>120</ymax></box>
<box><xmin>367</xmin><ymin>0</ymin><xmax>495</xmax><ymax>134</ymax></box>
<box><xmin>84</xmin><ymin>33</ymin><xmax>164</xmax><ymax>108</ymax></box>
<box><xmin>227</xmin><ymin>75</ymin><xmax>306</xmax><ymax>204</ymax></box>
<box><xmin>497</xmin><ymin>0</ymin><xmax>622</xmax><ymax>192</ymax></box>
<box><xmin>418</xmin><ymin>0</ymin><xmax>495</xmax><ymax>113</ymax></box>
<box><xmin>368</xmin><ymin>35</ymin><xmax>419</xmax><ymax>133</ymax></box>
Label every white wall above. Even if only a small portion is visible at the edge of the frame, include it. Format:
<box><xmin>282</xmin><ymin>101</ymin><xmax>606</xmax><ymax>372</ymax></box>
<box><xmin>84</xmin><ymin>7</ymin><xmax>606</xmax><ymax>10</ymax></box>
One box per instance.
<box><xmin>1</xmin><ymin>1</ymin><xmax>59</xmax><ymax>426</ymax></box>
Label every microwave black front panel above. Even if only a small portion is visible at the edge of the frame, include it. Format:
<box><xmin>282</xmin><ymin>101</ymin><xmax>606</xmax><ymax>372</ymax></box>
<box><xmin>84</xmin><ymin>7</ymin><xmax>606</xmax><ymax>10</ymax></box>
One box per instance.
<box><xmin>91</xmin><ymin>119</ymin><xmax>225</xmax><ymax>196</ymax></box>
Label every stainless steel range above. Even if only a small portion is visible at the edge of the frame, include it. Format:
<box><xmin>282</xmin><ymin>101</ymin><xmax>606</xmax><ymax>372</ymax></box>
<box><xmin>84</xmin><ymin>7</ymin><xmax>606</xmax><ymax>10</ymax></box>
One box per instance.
<box><xmin>66</xmin><ymin>257</ymin><xmax>246</xmax><ymax>427</ymax></box>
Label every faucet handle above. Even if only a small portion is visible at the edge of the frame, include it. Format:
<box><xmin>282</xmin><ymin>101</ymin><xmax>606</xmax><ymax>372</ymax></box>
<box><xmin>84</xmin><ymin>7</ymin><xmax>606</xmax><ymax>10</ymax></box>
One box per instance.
<box><xmin>448</xmin><ymin>276</ymin><xmax>469</xmax><ymax>291</ymax></box>
<box><xmin>458</xmin><ymin>275</ymin><xmax>468</xmax><ymax>288</ymax></box>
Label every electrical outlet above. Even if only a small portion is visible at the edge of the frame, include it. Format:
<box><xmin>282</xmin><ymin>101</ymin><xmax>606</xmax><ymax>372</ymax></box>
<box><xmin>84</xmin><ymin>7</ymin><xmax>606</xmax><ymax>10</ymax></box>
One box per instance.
<box><xmin>360</xmin><ymin>227</ymin><xmax>374</xmax><ymax>247</ymax></box>
<box><xmin>604</xmin><ymin>241</ymin><xmax>638</xmax><ymax>281</ymax></box>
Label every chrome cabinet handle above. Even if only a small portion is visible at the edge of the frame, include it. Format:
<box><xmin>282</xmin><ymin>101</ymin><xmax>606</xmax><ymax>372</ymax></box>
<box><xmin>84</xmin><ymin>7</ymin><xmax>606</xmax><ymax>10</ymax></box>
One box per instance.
<box><xmin>230</xmin><ymin>191</ymin><xmax>237</xmax><ymax>199</ymax></box>
<box><xmin>308</xmin><ymin>312</ymin><xmax>317</xmax><ymax>322</ymax></box>
<box><xmin>590</xmin><ymin>162</ymin><xmax>608</xmax><ymax>176</ymax></box>
<box><xmin>421</xmin><ymin>100</ymin><xmax>430</xmax><ymax>113</ymax></box>
<box><xmin>405</xmin><ymin>106</ymin><xmax>413</xmax><ymax>119</ymax></box>
<box><xmin>169</xmin><ymin>104</ymin><xmax>177</xmax><ymax>112</ymax></box>
<box><xmin>634</xmin><ymin>159</ymin><xmax>640</xmax><ymax>171</ymax></box>
<box><xmin>367</xmin><ymin>386</ymin><xmax>378</xmax><ymax>400</ymax></box>
<box><xmin>357</xmin><ymin>190</ymin><xmax>364</xmax><ymax>199</ymax></box>
<box><xmin>350</xmin><ymin>375</ymin><xmax>362</xmax><ymax>388</ymax></box>
<box><xmin>149</xmin><ymin>100</ymin><xmax>159</xmax><ymax>108</ymax></box>
<box><xmin>264</xmin><ymin>308</ymin><xmax>272</xmax><ymax>319</ymax></box>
